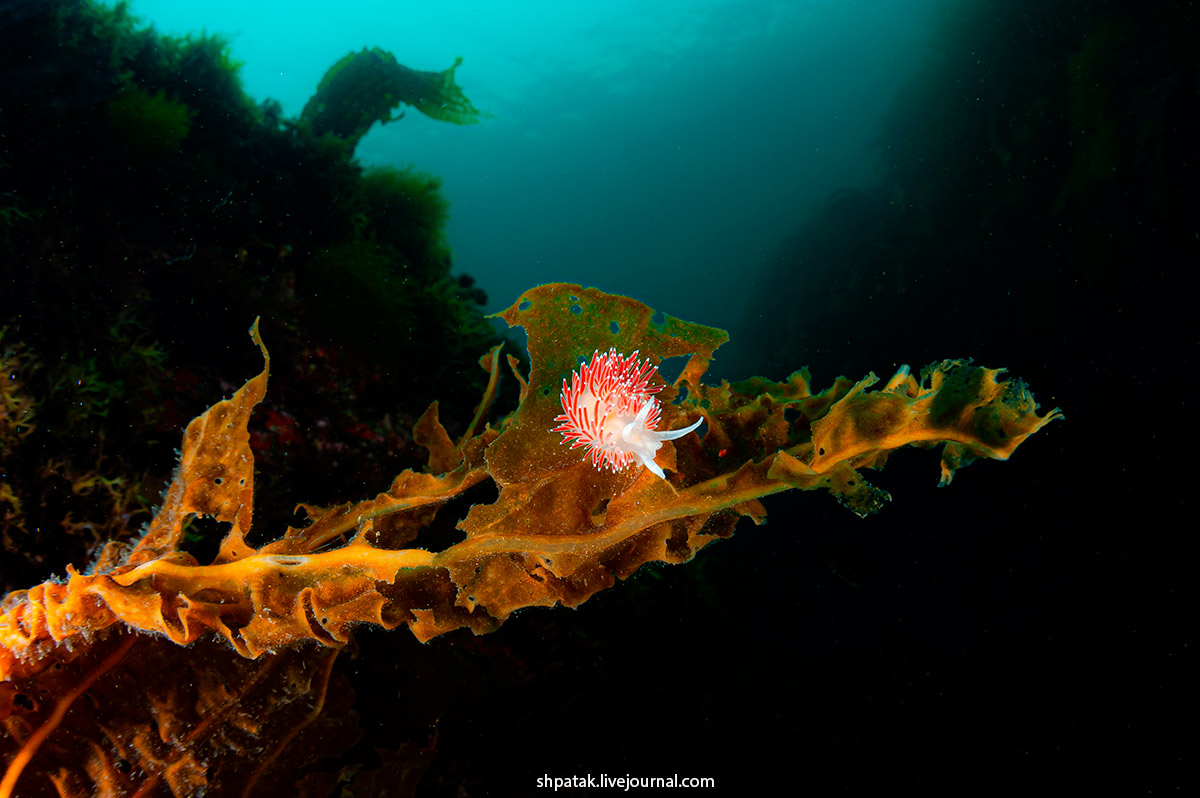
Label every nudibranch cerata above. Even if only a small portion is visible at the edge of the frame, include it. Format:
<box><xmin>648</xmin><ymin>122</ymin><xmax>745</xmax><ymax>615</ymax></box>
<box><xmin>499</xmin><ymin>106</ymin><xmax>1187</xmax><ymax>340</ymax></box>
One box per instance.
<box><xmin>551</xmin><ymin>348</ymin><xmax>703</xmax><ymax>479</ymax></box>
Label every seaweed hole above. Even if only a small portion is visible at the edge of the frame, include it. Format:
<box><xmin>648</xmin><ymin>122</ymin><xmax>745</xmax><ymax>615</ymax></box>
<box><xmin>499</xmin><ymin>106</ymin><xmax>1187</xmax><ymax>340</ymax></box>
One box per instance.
<box><xmin>657</xmin><ymin>355</ymin><xmax>689</xmax><ymax>384</ymax></box>
<box><xmin>413</xmin><ymin>478</ymin><xmax>497</xmax><ymax>553</ymax></box>
<box><xmin>651</xmin><ymin>310</ymin><xmax>666</xmax><ymax>325</ymax></box>
<box><xmin>571</xmin><ymin>304</ymin><xmax>582</xmax><ymax>314</ymax></box>
<box><xmin>519</xmin><ymin>300</ymin><xmax>531</xmax><ymax>311</ymax></box>
<box><xmin>819</xmin><ymin>447</ymin><xmax>826</xmax><ymax>456</ymax></box>
<box><xmin>13</xmin><ymin>693</ymin><xmax>34</xmax><ymax>710</ymax></box>
<box><xmin>590</xmin><ymin>497</ymin><xmax>610</xmax><ymax>526</ymax></box>
<box><xmin>214</xmin><ymin>477</ymin><xmax>223</xmax><ymax>485</ymax></box>
<box><xmin>610</xmin><ymin>320</ymin><xmax>620</xmax><ymax>334</ymax></box>
<box><xmin>177</xmin><ymin>516</ymin><xmax>230</xmax><ymax>564</ymax></box>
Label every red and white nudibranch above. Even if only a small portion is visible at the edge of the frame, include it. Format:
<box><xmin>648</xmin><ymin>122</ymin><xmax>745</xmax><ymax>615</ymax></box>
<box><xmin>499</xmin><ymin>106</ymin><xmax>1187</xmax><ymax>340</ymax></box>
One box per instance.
<box><xmin>552</xmin><ymin>348</ymin><xmax>704</xmax><ymax>479</ymax></box>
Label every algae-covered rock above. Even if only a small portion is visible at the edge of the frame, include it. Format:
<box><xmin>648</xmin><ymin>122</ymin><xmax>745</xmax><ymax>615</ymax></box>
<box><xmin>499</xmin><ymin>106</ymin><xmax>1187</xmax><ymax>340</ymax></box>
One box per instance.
<box><xmin>301</xmin><ymin>48</ymin><xmax>487</xmax><ymax>151</ymax></box>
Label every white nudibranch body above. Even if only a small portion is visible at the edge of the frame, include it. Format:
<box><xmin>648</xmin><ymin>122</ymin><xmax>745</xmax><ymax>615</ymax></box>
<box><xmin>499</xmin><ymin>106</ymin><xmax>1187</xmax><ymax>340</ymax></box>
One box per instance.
<box><xmin>551</xmin><ymin>348</ymin><xmax>704</xmax><ymax>479</ymax></box>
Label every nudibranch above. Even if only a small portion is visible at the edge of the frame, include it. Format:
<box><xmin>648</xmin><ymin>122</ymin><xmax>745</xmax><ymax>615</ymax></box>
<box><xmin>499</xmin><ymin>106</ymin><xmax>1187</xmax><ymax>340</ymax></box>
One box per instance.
<box><xmin>552</xmin><ymin>348</ymin><xmax>704</xmax><ymax>479</ymax></box>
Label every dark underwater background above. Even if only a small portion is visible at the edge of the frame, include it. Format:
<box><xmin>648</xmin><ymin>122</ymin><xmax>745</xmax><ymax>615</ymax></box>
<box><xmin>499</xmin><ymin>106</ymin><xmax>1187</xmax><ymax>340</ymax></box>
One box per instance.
<box><xmin>0</xmin><ymin>0</ymin><xmax>1194</xmax><ymax>795</ymax></box>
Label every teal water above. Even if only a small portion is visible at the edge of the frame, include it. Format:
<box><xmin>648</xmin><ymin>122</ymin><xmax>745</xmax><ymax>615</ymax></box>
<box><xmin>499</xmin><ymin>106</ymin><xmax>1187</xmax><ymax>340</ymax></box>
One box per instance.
<box><xmin>119</xmin><ymin>0</ymin><xmax>938</xmax><ymax>343</ymax></box>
